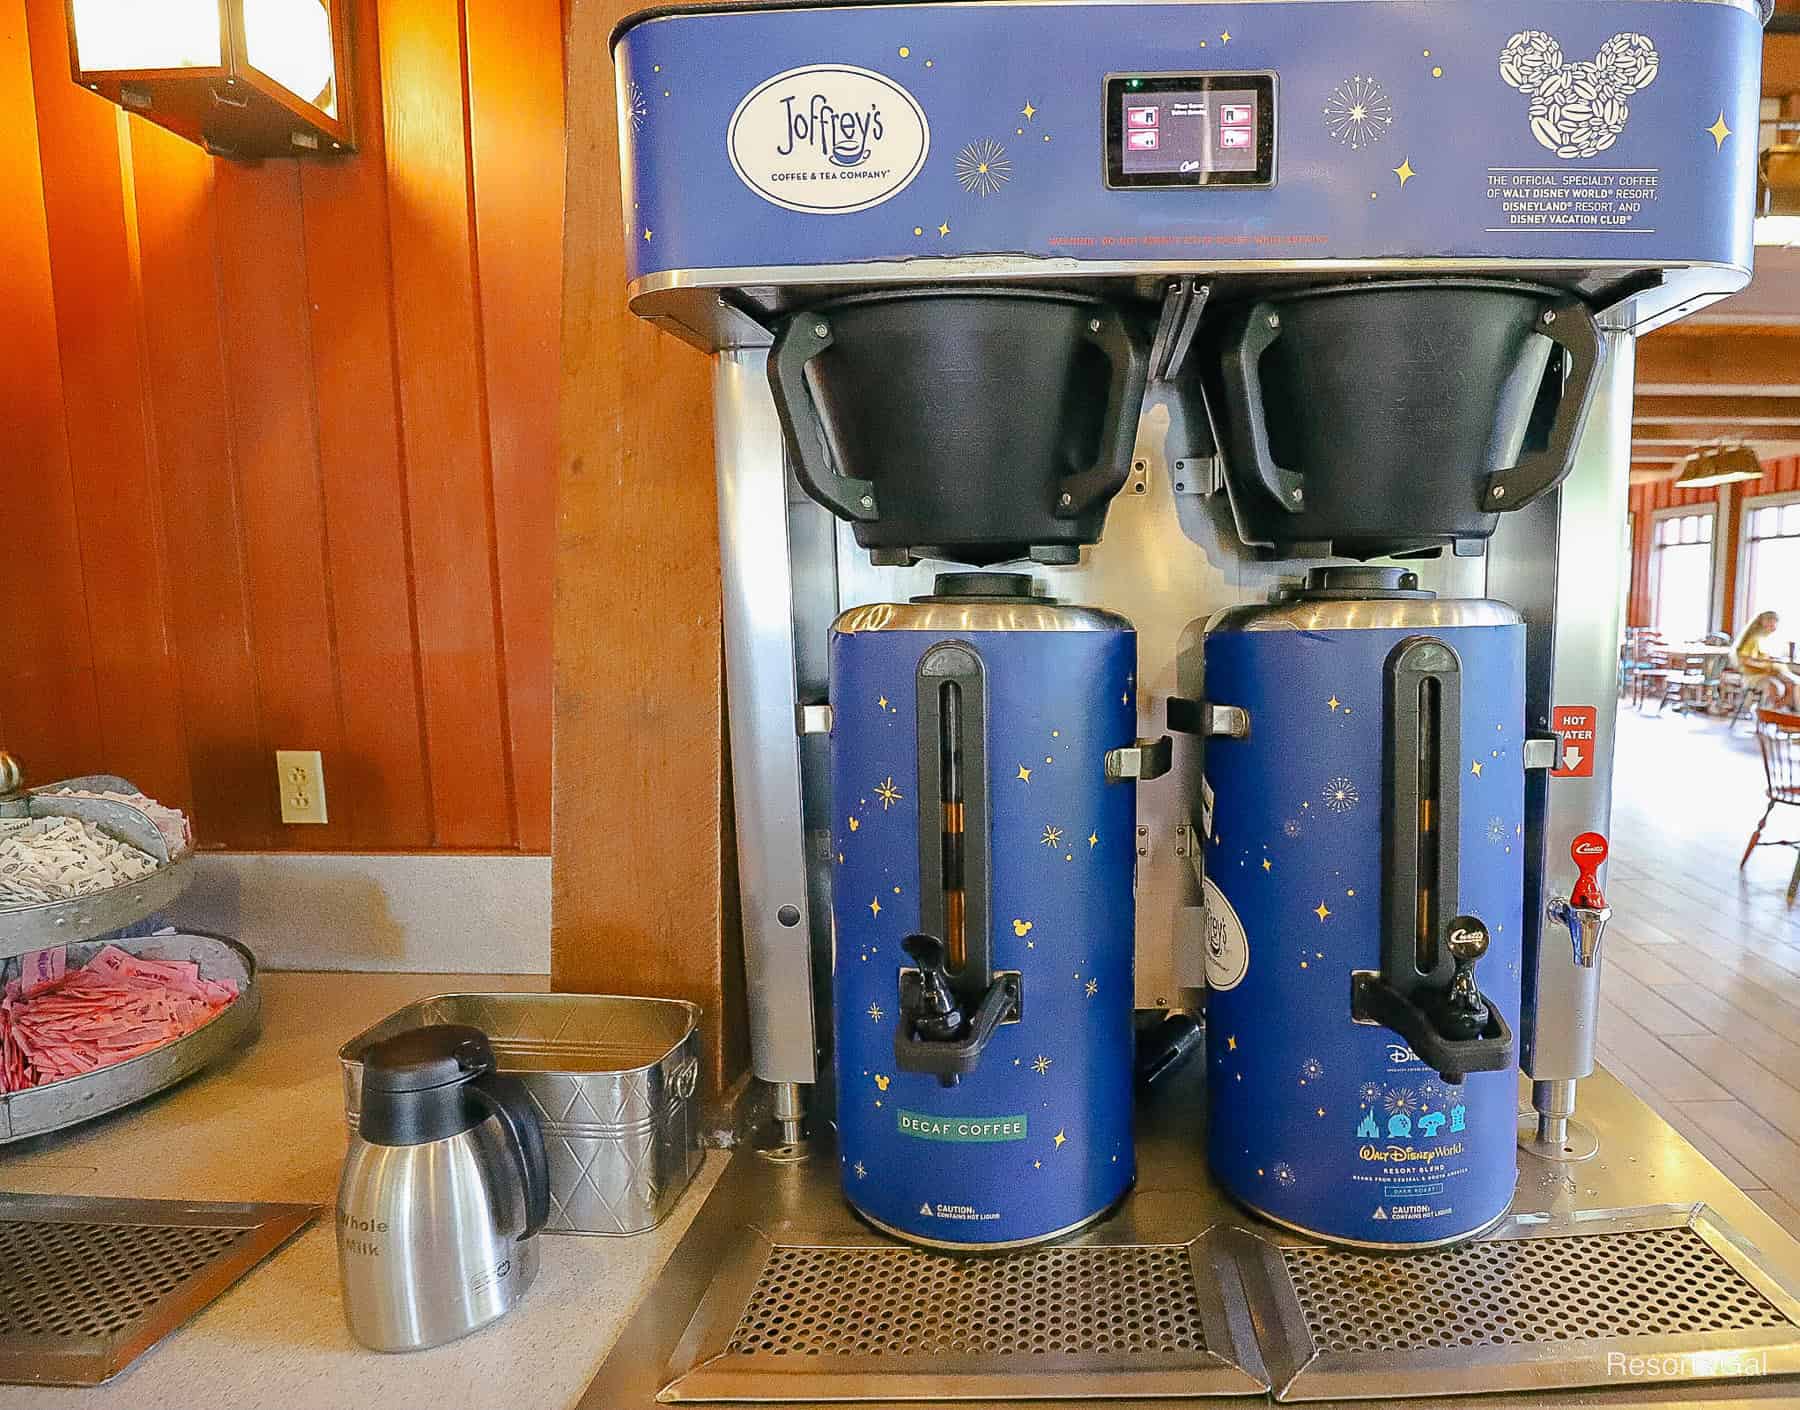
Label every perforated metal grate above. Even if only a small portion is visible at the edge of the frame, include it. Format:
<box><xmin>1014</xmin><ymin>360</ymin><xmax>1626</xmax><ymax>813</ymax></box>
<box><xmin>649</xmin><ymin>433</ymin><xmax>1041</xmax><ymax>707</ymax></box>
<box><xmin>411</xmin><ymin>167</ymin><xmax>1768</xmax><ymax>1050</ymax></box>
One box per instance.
<box><xmin>0</xmin><ymin>1219</ymin><xmax>250</xmax><ymax>1342</ymax></box>
<box><xmin>1282</xmin><ymin>1226</ymin><xmax>1791</xmax><ymax>1354</ymax></box>
<box><xmin>725</xmin><ymin>1243</ymin><xmax>1209</xmax><ymax>1358</ymax></box>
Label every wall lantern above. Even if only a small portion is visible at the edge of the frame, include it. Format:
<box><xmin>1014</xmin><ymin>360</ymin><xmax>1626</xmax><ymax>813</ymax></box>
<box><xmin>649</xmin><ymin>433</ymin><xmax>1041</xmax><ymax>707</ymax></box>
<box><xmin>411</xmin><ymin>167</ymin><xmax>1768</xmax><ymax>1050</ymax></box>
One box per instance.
<box><xmin>66</xmin><ymin>0</ymin><xmax>351</xmax><ymax>159</ymax></box>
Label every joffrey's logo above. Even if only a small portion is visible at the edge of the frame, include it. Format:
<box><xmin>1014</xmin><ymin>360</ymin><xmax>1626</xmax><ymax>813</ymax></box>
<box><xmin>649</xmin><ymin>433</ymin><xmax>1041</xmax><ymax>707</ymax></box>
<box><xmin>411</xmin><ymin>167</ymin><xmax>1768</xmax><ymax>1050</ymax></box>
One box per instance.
<box><xmin>777</xmin><ymin>92</ymin><xmax>885</xmax><ymax>167</ymax></box>
<box><xmin>729</xmin><ymin>65</ymin><xmax>929</xmax><ymax>214</ymax></box>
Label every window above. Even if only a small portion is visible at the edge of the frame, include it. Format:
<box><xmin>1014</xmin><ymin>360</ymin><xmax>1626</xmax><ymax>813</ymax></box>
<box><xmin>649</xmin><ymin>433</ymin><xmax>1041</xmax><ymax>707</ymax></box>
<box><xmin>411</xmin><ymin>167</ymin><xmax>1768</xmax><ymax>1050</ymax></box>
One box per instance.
<box><xmin>1649</xmin><ymin>508</ymin><xmax>1716</xmax><ymax>642</ymax></box>
<box><xmin>1741</xmin><ymin>494</ymin><xmax>1800</xmax><ymax>652</ymax></box>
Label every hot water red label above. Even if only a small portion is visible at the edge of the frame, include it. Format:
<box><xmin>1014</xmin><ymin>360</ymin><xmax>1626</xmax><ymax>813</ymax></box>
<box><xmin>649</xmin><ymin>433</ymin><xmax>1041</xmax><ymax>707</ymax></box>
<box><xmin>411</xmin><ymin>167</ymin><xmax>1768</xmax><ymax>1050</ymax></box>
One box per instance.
<box><xmin>1550</xmin><ymin>706</ymin><xmax>1597</xmax><ymax>778</ymax></box>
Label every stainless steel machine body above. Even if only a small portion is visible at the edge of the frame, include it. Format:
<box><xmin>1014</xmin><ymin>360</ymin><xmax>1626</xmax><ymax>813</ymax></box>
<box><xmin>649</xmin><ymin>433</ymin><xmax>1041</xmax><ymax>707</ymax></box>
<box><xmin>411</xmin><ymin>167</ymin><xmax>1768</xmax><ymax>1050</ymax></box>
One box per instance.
<box><xmin>594</xmin><ymin>0</ymin><xmax>1794</xmax><ymax>1400</ymax></box>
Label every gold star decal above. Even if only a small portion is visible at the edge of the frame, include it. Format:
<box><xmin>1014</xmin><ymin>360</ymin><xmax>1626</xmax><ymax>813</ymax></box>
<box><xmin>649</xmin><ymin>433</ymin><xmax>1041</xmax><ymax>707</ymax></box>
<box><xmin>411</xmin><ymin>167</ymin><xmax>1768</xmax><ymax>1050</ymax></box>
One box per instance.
<box><xmin>1220</xmin><ymin>30</ymin><xmax>1231</xmax><ymax>42</ymax></box>
<box><xmin>1262</xmin><ymin>858</ymin><xmax>1273</xmax><ymax>872</ymax></box>
<box><xmin>848</xmin><ymin>816</ymin><xmax>860</xmax><ymax>832</ymax></box>
<box><xmin>1021</xmin><ymin>100</ymin><xmax>1037</xmax><ymax>121</ymax></box>
<box><xmin>1316</xmin><ymin>1107</ymin><xmax>1326</xmax><ymax>1118</ymax></box>
<box><xmin>1033</xmin><ymin>1159</ymin><xmax>1042</xmax><ymax>1169</ymax></box>
<box><xmin>1041</xmin><ymin>825</ymin><xmax>1064</xmax><ymax>848</ymax></box>
<box><xmin>1032</xmin><ymin>1054</ymin><xmax>1053</xmax><ymax>1075</ymax></box>
<box><xmin>1088</xmin><ymin>831</ymin><xmax>1099</xmax><ymax>848</ymax></box>
<box><xmin>1017</xmin><ymin>764</ymin><xmax>1032</xmax><ymax>782</ymax></box>
<box><xmin>869</xmin><ymin>896</ymin><xmax>882</xmax><ymax>918</ymax></box>
<box><xmin>1085</xmin><ymin>979</ymin><xmax>1098</xmax><ymax>997</ymax></box>
<box><xmin>874</xmin><ymin>776</ymin><xmax>903</xmax><ymax>809</ymax></box>
<box><xmin>877</xmin><ymin>695</ymin><xmax>888</xmax><ymax>710</ymax></box>
<box><xmin>937</xmin><ymin>220</ymin><xmax>951</xmax><ymax>237</ymax></box>
<box><xmin>1328</xmin><ymin>696</ymin><xmax>1340</xmax><ymax>711</ymax></box>
<box><xmin>1053</xmin><ymin>1129</ymin><xmax>1067</xmax><ymax>1149</ymax></box>
<box><xmin>1227</xmin><ymin>1035</ymin><xmax>1237</xmax><ymax>1051</ymax></box>
<box><xmin>1470</xmin><ymin>759</ymin><xmax>1483</xmax><ymax>777</ymax></box>
<box><xmin>1708</xmin><ymin>111</ymin><xmax>1733</xmax><ymax>151</ymax></box>
<box><xmin>1315</xmin><ymin>902</ymin><xmax>1332</xmax><ymax>922</ymax></box>
<box><xmin>1393</xmin><ymin>158</ymin><xmax>1417</xmax><ymax>188</ymax></box>
<box><xmin>867</xmin><ymin>1002</ymin><xmax>884</xmax><ymax>1021</ymax></box>
<box><xmin>642</xmin><ymin>228</ymin><xmax>653</xmax><ymax>240</ymax></box>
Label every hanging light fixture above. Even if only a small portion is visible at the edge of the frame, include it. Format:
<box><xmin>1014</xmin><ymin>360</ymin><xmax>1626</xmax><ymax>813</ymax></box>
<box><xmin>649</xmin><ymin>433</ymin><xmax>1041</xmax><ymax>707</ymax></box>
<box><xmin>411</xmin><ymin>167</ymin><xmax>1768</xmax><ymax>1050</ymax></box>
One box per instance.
<box><xmin>1673</xmin><ymin>444</ymin><xmax>1764</xmax><ymax>490</ymax></box>
<box><xmin>66</xmin><ymin>0</ymin><xmax>351</xmax><ymax>159</ymax></box>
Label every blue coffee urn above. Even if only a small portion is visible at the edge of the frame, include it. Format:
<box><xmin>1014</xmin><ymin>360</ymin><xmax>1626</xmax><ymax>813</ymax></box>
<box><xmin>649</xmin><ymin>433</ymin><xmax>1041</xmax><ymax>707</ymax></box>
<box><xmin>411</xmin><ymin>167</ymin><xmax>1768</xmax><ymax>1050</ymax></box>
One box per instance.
<box><xmin>829</xmin><ymin>573</ymin><xmax>1165</xmax><ymax>1248</ymax></box>
<box><xmin>1180</xmin><ymin>567</ymin><xmax>1524</xmax><ymax>1248</ymax></box>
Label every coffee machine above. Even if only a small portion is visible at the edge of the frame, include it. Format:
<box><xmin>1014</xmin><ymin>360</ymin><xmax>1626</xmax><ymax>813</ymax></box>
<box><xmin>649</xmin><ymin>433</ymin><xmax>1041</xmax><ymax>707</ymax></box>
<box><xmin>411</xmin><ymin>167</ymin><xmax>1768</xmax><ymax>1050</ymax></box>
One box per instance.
<box><xmin>583</xmin><ymin>1</ymin><xmax>1800</xmax><ymax>1403</ymax></box>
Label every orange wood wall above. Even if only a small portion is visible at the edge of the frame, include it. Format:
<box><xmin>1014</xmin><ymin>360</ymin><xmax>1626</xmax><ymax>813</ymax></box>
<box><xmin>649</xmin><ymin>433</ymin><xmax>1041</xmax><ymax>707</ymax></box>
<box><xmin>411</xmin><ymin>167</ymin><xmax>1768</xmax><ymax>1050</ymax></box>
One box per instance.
<box><xmin>1627</xmin><ymin>455</ymin><xmax>1800</xmax><ymax>636</ymax></box>
<box><xmin>0</xmin><ymin>0</ymin><xmax>562</xmax><ymax>853</ymax></box>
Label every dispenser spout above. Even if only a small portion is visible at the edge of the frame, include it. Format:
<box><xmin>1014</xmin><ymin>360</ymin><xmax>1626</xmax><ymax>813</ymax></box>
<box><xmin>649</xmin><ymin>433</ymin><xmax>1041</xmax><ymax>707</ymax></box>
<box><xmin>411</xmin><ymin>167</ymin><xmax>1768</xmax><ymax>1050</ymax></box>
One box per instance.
<box><xmin>1548</xmin><ymin>831</ymin><xmax>1612</xmax><ymax>969</ymax></box>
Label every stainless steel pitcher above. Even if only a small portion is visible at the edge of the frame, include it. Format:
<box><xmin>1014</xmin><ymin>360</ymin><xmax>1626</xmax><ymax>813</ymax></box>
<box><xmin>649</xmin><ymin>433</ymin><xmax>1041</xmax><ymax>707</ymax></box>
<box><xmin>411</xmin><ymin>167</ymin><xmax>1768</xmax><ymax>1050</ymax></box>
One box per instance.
<box><xmin>336</xmin><ymin>1024</ymin><xmax>549</xmax><ymax>1351</ymax></box>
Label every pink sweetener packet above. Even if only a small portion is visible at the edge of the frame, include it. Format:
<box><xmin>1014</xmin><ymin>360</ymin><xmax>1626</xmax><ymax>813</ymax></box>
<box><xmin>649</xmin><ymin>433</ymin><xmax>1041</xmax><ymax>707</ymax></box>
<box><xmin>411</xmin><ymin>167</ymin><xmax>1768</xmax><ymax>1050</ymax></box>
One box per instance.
<box><xmin>86</xmin><ymin>945</ymin><xmax>137</xmax><ymax>978</ymax></box>
<box><xmin>18</xmin><ymin>947</ymin><xmax>65</xmax><ymax>997</ymax></box>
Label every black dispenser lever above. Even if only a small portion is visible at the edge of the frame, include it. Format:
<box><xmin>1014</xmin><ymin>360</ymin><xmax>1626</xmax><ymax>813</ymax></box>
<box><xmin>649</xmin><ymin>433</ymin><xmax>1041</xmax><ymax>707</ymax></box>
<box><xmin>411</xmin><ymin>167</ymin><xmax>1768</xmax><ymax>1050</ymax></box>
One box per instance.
<box><xmin>895</xmin><ymin>641</ymin><xmax>1020</xmax><ymax>1083</ymax></box>
<box><xmin>1350</xmin><ymin>636</ymin><xmax>1512</xmax><ymax>1083</ymax></box>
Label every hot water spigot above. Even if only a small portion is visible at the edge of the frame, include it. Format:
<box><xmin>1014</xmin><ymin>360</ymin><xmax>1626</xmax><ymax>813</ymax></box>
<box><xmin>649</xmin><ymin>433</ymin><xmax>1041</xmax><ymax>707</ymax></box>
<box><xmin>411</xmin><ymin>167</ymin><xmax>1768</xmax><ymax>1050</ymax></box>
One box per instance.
<box><xmin>1547</xmin><ymin>832</ymin><xmax>1612</xmax><ymax>969</ymax></box>
<box><xmin>893</xmin><ymin>934</ymin><xmax>1021</xmax><ymax>1087</ymax></box>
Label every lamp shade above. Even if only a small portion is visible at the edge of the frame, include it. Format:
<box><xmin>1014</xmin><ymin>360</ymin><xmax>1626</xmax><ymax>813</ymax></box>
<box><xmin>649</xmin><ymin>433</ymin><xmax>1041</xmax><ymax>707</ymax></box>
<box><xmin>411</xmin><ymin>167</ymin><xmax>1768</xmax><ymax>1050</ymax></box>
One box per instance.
<box><xmin>67</xmin><ymin>0</ymin><xmax>351</xmax><ymax>159</ymax></box>
<box><xmin>1674</xmin><ymin>445</ymin><xmax>1764</xmax><ymax>490</ymax></box>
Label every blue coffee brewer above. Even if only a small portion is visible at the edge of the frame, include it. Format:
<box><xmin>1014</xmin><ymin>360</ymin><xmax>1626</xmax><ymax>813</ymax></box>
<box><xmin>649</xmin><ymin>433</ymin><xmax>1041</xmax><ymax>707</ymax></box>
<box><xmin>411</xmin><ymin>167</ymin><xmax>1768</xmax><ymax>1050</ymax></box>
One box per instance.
<box><xmin>829</xmin><ymin>574</ymin><xmax>1165</xmax><ymax>1248</ymax></box>
<box><xmin>1178</xmin><ymin>567</ymin><xmax>1524</xmax><ymax>1248</ymax></box>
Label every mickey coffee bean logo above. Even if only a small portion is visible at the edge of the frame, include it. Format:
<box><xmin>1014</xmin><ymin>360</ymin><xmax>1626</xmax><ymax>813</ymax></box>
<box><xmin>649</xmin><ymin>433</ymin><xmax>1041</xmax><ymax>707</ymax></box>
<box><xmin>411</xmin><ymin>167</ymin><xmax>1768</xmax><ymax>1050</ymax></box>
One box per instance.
<box><xmin>1500</xmin><ymin>30</ymin><xmax>1659</xmax><ymax>159</ymax></box>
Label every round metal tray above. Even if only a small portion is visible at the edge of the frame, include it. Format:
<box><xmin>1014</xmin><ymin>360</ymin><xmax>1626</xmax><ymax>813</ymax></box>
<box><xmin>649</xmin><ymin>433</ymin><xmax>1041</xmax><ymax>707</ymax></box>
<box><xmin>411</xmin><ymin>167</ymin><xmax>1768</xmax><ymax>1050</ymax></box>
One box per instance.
<box><xmin>0</xmin><ymin>777</ymin><xmax>193</xmax><ymax>959</ymax></box>
<box><xmin>0</xmin><ymin>931</ymin><xmax>259</xmax><ymax>1144</ymax></box>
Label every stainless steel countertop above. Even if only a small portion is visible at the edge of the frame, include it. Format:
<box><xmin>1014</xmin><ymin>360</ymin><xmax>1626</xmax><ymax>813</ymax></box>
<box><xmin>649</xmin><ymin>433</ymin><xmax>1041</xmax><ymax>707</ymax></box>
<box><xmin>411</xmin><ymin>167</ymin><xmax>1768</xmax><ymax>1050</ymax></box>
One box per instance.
<box><xmin>579</xmin><ymin>1063</ymin><xmax>1800</xmax><ymax>1409</ymax></box>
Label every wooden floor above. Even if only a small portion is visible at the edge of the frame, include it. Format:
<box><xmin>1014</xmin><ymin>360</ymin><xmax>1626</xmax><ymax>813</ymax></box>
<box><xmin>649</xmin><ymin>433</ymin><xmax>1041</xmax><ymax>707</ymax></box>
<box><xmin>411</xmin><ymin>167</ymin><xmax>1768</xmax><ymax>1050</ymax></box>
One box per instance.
<box><xmin>1599</xmin><ymin>702</ymin><xmax>1800</xmax><ymax>1240</ymax></box>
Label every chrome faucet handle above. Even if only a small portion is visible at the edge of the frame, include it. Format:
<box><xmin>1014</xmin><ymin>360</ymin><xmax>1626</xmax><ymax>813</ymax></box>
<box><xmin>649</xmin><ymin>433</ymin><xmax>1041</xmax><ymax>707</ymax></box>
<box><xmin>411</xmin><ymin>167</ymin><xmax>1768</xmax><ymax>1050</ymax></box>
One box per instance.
<box><xmin>1547</xmin><ymin>895</ymin><xmax>1613</xmax><ymax>968</ymax></box>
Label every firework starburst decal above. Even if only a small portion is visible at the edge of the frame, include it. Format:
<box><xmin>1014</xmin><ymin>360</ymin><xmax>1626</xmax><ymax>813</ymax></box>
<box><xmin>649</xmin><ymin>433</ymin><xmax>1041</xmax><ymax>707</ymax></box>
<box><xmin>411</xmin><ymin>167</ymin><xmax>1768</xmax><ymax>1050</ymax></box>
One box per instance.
<box><xmin>1323</xmin><ymin>75</ymin><xmax>1394</xmax><ymax>149</ymax></box>
<box><xmin>1322</xmin><ymin>777</ymin><xmax>1361</xmax><ymax>813</ymax></box>
<box><xmin>874</xmin><ymin>776</ymin><xmax>904</xmax><ymax>810</ymax></box>
<box><xmin>625</xmin><ymin>79</ymin><xmax>649</xmax><ymax>133</ymax></box>
<box><xmin>1041</xmin><ymin>825</ymin><xmax>1064</xmax><ymax>849</ymax></box>
<box><xmin>1299</xmin><ymin>1057</ymin><xmax>1325</xmax><ymax>1083</ymax></box>
<box><xmin>956</xmin><ymin>138</ymin><xmax>1013</xmax><ymax>197</ymax></box>
<box><xmin>1359</xmin><ymin>1082</ymin><xmax>1383</xmax><ymax>1106</ymax></box>
<box><xmin>1384</xmin><ymin>1088</ymin><xmax>1419</xmax><ymax>1116</ymax></box>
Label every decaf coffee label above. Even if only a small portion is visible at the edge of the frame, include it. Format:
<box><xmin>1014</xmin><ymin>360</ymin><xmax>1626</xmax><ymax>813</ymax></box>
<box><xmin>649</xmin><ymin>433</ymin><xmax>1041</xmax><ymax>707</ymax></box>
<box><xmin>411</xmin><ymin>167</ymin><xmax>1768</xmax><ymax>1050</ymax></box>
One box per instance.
<box><xmin>728</xmin><ymin>65</ymin><xmax>929</xmax><ymax>214</ymax></box>
<box><xmin>896</xmin><ymin>1110</ymin><xmax>1027</xmax><ymax>1142</ymax></box>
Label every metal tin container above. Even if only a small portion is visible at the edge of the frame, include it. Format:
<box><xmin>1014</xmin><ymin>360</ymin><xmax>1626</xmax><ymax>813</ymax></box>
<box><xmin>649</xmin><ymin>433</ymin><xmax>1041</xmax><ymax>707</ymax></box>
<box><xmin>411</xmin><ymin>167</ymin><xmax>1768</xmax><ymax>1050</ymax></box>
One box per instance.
<box><xmin>0</xmin><ymin>932</ymin><xmax>260</xmax><ymax>1144</ymax></box>
<box><xmin>340</xmin><ymin>993</ymin><xmax>703</xmax><ymax>1236</ymax></box>
<box><xmin>829</xmin><ymin>575</ymin><xmax>1149</xmax><ymax>1249</ymax></box>
<box><xmin>1195</xmin><ymin>577</ymin><xmax>1525</xmax><ymax>1248</ymax></box>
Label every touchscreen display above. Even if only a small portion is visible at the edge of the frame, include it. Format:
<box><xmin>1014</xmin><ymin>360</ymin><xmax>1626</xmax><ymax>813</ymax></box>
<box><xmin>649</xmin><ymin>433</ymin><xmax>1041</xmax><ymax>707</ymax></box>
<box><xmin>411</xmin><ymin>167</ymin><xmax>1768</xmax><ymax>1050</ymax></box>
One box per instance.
<box><xmin>1104</xmin><ymin>74</ymin><xmax>1275</xmax><ymax>188</ymax></box>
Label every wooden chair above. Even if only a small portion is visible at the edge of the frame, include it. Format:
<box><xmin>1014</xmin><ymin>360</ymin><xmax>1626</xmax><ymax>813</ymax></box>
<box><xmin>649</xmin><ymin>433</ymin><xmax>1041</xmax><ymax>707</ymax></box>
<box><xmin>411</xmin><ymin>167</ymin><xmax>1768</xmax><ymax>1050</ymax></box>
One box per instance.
<box><xmin>1741</xmin><ymin>707</ymin><xmax>1800</xmax><ymax>903</ymax></box>
<box><xmin>1651</xmin><ymin>651</ymin><xmax>1711</xmax><ymax>714</ymax></box>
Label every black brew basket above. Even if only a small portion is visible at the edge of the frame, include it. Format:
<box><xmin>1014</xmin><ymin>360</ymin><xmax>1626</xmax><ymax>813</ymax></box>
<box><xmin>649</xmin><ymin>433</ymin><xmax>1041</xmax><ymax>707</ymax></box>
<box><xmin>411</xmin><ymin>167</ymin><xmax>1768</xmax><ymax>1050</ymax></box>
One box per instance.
<box><xmin>1202</xmin><ymin>279</ymin><xmax>1604</xmax><ymax>559</ymax></box>
<box><xmin>767</xmin><ymin>288</ymin><xmax>1151</xmax><ymax>566</ymax></box>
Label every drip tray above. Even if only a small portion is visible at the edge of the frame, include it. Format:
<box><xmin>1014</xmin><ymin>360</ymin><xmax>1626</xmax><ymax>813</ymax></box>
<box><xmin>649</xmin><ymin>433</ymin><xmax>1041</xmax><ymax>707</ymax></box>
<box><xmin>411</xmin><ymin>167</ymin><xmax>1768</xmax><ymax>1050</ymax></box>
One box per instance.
<box><xmin>1238</xmin><ymin>1204</ymin><xmax>1800</xmax><ymax>1402</ymax></box>
<box><xmin>659</xmin><ymin>1222</ymin><xmax>1269</xmax><ymax>1402</ymax></box>
<box><xmin>0</xmin><ymin>1194</ymin><xmax>317</xmax><ymax>1386</ymax></box>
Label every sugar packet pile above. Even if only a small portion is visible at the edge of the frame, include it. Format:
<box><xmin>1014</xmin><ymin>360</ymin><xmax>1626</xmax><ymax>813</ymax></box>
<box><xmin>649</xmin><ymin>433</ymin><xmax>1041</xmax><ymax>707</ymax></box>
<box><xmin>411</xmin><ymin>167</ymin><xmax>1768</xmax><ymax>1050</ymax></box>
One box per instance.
<box><xmin>0</xmin><ymin>817</ymin><xmax>158</xmax><ymax>909</ymax></box>
<box><xmin>1</xmin><ymin>944</ymin><xmax>239</xmax><ymax>1091</ymax></box>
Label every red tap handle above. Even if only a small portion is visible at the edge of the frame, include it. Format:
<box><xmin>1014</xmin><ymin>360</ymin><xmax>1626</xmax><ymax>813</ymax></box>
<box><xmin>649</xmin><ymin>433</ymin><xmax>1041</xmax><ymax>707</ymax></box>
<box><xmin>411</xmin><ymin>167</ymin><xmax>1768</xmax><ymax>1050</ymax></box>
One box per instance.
<box><xmin>1570</xmin><ymin>832</ymin><xmax>1608</xmax><ymax>910</ymax></box>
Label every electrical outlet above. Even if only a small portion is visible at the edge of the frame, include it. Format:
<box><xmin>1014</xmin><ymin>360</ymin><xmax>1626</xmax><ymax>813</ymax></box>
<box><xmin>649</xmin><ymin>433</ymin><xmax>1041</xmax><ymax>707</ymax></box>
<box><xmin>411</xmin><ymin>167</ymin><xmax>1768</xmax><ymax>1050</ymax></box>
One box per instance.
<box><xmin>275</xmin><ymin>750</ymin><xmax>329</xmax><ymax>825</ymax></box>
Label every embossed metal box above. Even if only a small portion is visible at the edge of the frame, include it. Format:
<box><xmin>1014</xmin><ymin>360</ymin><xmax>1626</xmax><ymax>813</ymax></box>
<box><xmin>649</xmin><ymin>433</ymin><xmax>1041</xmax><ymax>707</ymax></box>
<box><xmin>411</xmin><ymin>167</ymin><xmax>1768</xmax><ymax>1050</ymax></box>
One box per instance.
<box><xmin>341</xmin><ymin>993</ymin><xmax>703</xmax><ymax>1236</ymax></box>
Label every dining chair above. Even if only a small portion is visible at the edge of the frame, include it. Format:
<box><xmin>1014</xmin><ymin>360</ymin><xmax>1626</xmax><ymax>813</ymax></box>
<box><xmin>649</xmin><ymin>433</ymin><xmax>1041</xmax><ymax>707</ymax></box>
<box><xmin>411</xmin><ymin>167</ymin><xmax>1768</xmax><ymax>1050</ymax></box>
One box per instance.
<box><xmin>1742</xmin><ymin>708</ymin><xmax>1800</xmax><ymax>904</ymax></box>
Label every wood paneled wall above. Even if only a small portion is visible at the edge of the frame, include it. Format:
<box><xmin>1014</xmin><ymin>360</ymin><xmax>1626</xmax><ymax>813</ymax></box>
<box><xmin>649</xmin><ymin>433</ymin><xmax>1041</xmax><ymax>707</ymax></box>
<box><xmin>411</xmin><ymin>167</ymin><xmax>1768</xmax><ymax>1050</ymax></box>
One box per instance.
<box><xmin>550</xmin><ymin>0</ymin><xmax>744</xmax><ymax>1092</ymax></box>
<box><xmin>0</xmin><ymin>0</ymin><xmax>562</xmax><ymax>853</ymax></box>
<box><xmin>1627</xmin><ymin>456</ymin><xmax>1800</xmax><ymax>635</ymax></box>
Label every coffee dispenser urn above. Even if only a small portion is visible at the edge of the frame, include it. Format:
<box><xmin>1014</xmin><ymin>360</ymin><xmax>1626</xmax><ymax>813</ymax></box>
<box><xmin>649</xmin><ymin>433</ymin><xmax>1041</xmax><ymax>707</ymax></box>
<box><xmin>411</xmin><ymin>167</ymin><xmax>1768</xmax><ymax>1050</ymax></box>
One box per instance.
<box><xmin>830</xmin><ymin>573</ymin><xmax>1166</xmax><ymax>1247</ymax></box>
<box><xmin>1180</xmin><ymin>568</ymin><xmax>1523</xmax><ymax>1247</ymax></box>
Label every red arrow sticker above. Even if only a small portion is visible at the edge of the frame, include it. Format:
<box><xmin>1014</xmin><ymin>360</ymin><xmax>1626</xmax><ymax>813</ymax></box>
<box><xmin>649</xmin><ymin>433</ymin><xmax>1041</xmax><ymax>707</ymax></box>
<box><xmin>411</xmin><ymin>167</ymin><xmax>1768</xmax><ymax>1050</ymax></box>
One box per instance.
<box><xmin>1550</xmin><ymin>705</ymin><xmax>1597</xmax><ymax>778</ymax></box>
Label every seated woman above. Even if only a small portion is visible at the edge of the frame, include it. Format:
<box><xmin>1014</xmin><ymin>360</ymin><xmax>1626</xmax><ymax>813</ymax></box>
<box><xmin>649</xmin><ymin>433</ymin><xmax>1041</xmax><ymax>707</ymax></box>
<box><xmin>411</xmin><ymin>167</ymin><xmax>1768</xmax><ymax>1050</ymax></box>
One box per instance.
<box><xmin>1735</xmin><ymin>610</ymin><xmax>1798</xmax><ymax>708</ymax></box>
